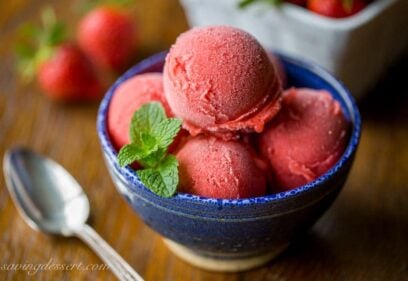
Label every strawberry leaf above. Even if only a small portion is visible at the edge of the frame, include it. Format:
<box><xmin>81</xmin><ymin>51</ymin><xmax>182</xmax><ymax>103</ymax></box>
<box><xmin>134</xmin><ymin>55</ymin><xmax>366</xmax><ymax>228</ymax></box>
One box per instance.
<box><xmin>15</xmin><ymin>6</ymin><xmax>66</xmax><ymax>82</ymax></box>
<box><xmin>238</xmin><ymin>0</ymin><xmax>282</xmax><ymax>9</ymax></box>
<box><xmin>238</xmin><ymin>0</ymin><xmax>257</xmax><ymax>8</ymax></box>
<box><xmin>343</xmin><ymin>0</ymin><xmax>354</xmax><ymax>12</ymax></box>
<box><xmin>15</xmin><ymin>43</ymin><xmax>36</xmax><ymax>60</ymax></box>
<box><xmin>19</xmin><ymin>24</ymin><xmax>41</xmax><ymax>39</ymax></box>
<box><xmin>80</xmin><ymin>0</ymin><xmax>134</xmax><ymax>13</ymax></box>
<box><xmin>46</xmin><ymin>22</ymin><xmax>66</xmax><ymax>46</ymax></box>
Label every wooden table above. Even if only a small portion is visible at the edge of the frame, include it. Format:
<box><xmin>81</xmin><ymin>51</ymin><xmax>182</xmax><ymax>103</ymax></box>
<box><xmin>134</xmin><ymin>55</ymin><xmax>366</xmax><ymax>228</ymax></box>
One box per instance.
<box><xmin>1</xmin><ymin>1</ymin><xmax>407</xmax><ymax>280</ymax></box>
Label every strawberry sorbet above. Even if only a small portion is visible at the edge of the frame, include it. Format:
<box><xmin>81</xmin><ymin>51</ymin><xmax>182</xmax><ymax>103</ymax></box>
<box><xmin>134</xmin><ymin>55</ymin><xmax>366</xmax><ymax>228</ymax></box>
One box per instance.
<box><xmin>177</xmin><ymin>136</ymin><xmax>267</xmax><ymax>199</ymax></box>
<box><xmin>259</xmin><ymin>88</ymin><xmax>349</xmax><ymax>191</ymax></box>
<box><xmin>164</xmin><ymin>26</ymin><xmax>282</xmax><ymax>139</ymax></box>
<box><xmin>108</xmin><ymin>73</ymin><xmax>172</xmax><ymax>149</ymax></box>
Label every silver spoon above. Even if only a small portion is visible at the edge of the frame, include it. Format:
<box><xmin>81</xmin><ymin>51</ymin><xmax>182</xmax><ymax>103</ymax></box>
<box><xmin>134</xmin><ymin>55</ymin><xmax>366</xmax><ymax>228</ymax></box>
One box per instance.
<box><xmin>3</xmin><ymin>147</ymin><xmax>144</xmax><ymax>281</ymax></box>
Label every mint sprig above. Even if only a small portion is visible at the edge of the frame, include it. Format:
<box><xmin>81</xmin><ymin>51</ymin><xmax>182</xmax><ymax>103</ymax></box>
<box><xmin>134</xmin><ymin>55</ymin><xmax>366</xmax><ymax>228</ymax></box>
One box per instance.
<box><xmin>117</xmin><ymin>102</ymin><xmax>182</xmax><ymax>198</ymax></box>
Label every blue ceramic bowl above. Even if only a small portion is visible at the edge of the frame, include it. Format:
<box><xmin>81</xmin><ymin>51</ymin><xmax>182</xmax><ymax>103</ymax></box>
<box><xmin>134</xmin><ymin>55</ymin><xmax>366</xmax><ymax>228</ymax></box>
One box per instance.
<box><xmin>97</xmin><ymin>51</ymin><xmax>361</xmax><ymax>272</ymax></box>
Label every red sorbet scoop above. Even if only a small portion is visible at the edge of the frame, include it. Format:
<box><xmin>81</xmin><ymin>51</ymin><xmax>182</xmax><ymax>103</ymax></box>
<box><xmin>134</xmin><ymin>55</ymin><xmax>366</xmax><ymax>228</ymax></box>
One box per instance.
<box><xmin>259</xmin><ymin>88</ymin><xmax>349</xmax><ymax>191</ymax></box>
<box><xmin>108</xmin><ymin>73</ymin><xmax>172</xmax><ymax>149</ymax></box>
<box><xmin>164</xmin><ymin>26</ymin><xmax>282</xmax><ymax>140</ymax></box>
<box><xmin>176</xmin><ymin>136</ymin><xmax>267</xmax><ymax>199</ymax></box>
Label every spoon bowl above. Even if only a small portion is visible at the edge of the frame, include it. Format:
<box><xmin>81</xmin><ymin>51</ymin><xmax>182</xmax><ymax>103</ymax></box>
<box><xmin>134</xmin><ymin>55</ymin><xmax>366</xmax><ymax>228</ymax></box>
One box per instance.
<box><xmin>4</xmin><ymin>147</ymin><xmax>89</xmax><ymax>236</ymax></box>
<box><xmin>3</xmin><ymin>147</ymin><xmax>144</xmax><ymax>281</ymax></box>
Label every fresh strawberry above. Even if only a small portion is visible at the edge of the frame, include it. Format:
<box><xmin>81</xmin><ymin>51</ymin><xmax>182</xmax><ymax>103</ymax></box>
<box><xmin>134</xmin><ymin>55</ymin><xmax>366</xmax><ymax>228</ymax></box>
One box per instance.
<box><xmin>37</xmin><ymin>43</ymin><xmax>102</xmax><ymax>101</ymax></box>
<box><xmin>307</xmin><ymin>0</ymin><xmax>367</xmax><ymax>18</ymax></box>
<box><xmin>77</xmin><ymin>6</ymin><xmax>136</xmax><ymax>72</ymax></box>
<box><xmin>286</xmin><ymin>0</ymin><xmax>307</xmax><ymax>6</ymax></box>
<box><xmin>16</xmin><ymin>7</ymin><xmax>103</xmax><ymax>102</ymax></box>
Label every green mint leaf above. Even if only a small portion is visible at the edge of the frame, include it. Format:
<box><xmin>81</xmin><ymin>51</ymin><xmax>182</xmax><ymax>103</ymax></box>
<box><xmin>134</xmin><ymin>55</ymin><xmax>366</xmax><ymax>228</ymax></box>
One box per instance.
<box><xmin>140</xmin><ymin>132</ymin><xmax>157</xmax><ymax>149</ymax></box>
<box><xmin>138</xmin><ymin>148</ymin><xmax>167</xmax><ymax>168</ymax></box>
<box><xmin>118</xmin><ymin>102</ymin><xmax>183</xmax><ymax>197</ymax></box>
<box><xmin>137</xmin><ymin>155</ymin><xmax>179</xmax><ymax>198</ymax></box>
<box><xmin>117</xmin><ymin>144</ymin><xmax>148</xmax><ymax>167</ymax></box>
<box><xmin>129</xmin><ymin>102</ymin><xmax>166</xmax><ymax>143</ymax></box>
<box><xmin>152</xmin><ymin>118</ymin><xmax>182</xmax><ymax>149</ymax></box>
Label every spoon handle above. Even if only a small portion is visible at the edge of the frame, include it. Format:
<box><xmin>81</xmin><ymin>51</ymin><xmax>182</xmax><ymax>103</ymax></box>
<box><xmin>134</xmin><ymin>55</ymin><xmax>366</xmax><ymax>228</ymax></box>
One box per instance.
<box><xmin>75</xmin><ymin>224</ymin><xmax>144</xmax><ymax>281</ymax></box>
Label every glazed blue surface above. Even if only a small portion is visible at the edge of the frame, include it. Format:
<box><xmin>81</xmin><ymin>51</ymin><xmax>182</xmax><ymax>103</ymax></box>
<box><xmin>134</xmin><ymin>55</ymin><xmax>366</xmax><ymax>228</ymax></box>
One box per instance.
<box><xmin>97</xmin><ymin>51</ymin><xmax>361</xmax><ymax>258</ymax></box>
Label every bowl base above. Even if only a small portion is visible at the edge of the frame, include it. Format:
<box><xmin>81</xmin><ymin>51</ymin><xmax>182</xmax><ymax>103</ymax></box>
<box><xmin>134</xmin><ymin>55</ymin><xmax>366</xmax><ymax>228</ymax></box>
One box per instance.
<box><xmin>163</xmin><ymin>238</ymin><xmax>289</xmax><ymax>272</ymax></box>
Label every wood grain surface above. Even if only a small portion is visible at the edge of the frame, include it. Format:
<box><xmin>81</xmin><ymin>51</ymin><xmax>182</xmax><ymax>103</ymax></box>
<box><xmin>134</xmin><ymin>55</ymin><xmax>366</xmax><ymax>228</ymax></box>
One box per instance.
<box><xmin>0</xmin><ymin>1</ymin><xmax>407</xmax><ymax>280</ymax></box>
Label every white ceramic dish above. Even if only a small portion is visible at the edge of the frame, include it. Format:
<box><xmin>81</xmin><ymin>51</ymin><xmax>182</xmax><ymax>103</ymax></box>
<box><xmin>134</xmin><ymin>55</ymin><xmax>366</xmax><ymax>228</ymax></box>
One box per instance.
<box><xmin>180</xmin><ymin>0</ymin><xmax>408</xmax><ymax>99</ymax></box>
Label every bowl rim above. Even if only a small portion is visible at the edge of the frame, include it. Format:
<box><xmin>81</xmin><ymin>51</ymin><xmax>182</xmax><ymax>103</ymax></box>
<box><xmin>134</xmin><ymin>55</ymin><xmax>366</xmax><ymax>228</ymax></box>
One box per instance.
<box><xmin>97</xmin><ymin>51</ymin><xmax>361</xmax><ymax>206</ymax></box>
